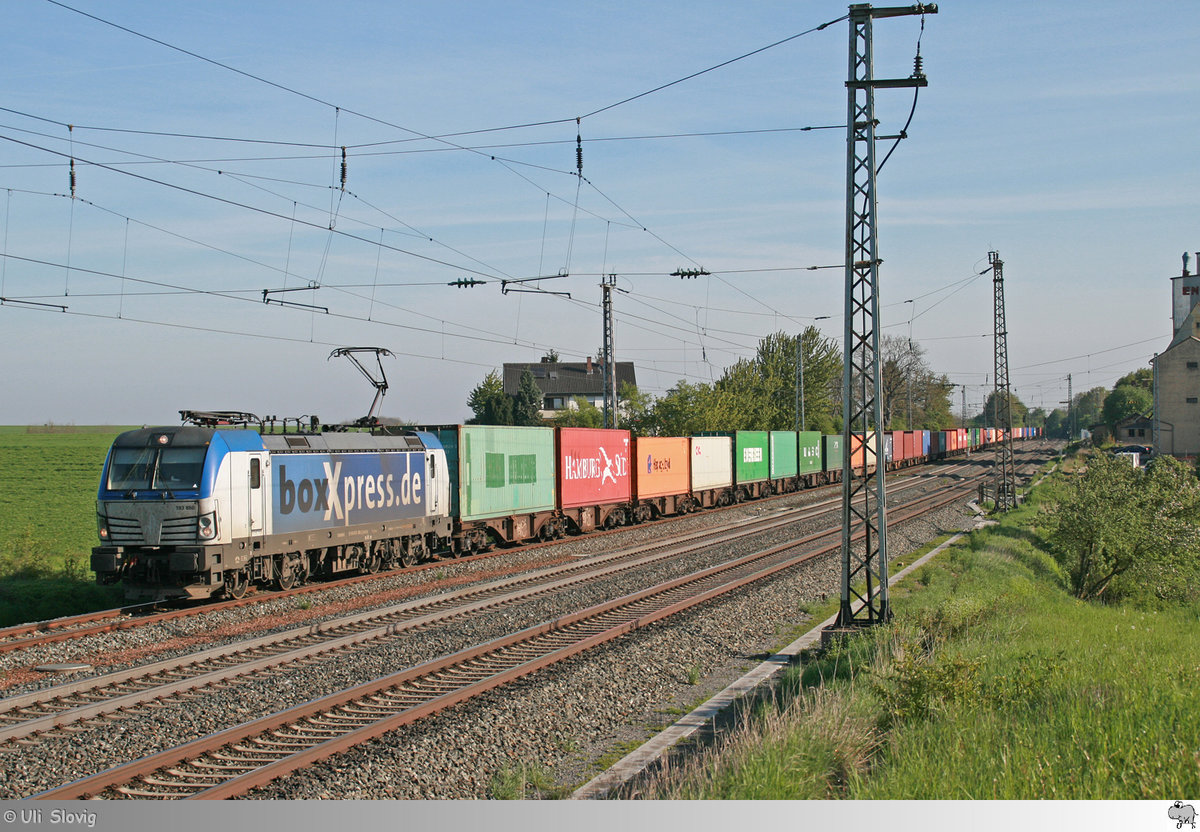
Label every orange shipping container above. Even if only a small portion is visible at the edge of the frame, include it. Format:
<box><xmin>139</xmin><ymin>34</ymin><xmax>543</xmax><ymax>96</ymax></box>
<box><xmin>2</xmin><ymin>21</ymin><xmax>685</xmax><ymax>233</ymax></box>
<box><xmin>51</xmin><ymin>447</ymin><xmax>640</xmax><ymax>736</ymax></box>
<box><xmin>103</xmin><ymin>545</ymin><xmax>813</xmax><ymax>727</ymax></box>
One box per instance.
<box><xmin>632</xmin><ymin>436</ymin><xmax>691</xmax><ymax>500</ymax></box>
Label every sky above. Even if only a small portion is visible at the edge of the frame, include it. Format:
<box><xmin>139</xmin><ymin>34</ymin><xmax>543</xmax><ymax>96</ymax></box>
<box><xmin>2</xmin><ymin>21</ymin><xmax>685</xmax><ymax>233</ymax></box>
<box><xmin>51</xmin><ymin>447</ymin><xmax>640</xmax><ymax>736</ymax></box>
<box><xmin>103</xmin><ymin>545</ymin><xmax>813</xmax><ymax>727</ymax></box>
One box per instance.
<box><xmin>0</xmin><ymin>0</ymin><xmax>1196</xmax><ymax>426</ymax></box>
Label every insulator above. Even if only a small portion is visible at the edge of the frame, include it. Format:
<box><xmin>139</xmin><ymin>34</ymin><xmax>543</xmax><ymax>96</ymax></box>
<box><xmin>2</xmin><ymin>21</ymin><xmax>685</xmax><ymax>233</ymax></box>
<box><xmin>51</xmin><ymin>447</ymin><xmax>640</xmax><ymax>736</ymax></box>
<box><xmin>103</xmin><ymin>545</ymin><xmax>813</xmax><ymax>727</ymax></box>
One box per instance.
<box><xmin>913</xmin><ymin>53</ymin><xmax>924</xmax><ymax>77</ymax></box>
<box><xmin>340</xmin><ymin>147</ymin><xmax>347</xmax><ymax>189</ymax></box>
<box><xmin>69</xmin><ymin>158</ymin><xmax>76</xmax><ymax>198</ymax></box>
<box><xmin>576</xmin><ymin>135</ymin><xmax>583</xmax><ymax>174</ymax></box>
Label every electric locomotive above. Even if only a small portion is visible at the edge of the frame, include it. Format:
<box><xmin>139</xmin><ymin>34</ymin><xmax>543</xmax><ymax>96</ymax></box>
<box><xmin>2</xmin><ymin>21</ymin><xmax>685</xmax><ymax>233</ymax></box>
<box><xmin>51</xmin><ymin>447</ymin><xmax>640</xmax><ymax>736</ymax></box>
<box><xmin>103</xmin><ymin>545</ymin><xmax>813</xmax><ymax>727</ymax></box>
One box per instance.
<box><xmin>91</xmin><ymin>420</ymin><xmax>452</xmax><ymax>601</ymax></box>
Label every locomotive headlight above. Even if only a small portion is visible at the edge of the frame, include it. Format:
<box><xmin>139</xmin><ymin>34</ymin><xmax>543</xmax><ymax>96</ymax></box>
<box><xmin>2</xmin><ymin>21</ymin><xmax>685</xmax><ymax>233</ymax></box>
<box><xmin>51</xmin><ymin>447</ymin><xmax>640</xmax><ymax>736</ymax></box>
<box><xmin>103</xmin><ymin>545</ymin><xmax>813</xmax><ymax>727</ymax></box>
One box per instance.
<box><xmin>97</xmin><ymin>514</ymin><xmax>109</xmax><ymax>541</ymax></box>
<box><xmin>197</xmin><ymin>512</ymin><xmax>218</xmax><ymax>541</ymax></box>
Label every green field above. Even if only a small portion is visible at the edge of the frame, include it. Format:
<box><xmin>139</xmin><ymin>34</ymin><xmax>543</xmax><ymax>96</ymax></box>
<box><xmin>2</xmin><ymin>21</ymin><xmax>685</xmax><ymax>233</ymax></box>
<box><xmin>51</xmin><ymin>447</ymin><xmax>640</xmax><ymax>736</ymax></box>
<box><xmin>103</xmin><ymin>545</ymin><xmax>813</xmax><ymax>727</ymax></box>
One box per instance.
<box><xmin>0</xmin><ymin>426</ymin><xmax>131</xmax><ymax>624</ymax></box>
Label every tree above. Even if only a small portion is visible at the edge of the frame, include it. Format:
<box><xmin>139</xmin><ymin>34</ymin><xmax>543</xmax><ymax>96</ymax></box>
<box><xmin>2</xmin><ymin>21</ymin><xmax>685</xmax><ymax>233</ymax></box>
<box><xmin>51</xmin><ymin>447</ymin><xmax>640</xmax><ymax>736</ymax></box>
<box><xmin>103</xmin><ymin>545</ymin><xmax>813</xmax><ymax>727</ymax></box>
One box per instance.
<box><xmin>619</xmin><ymin>382</ymin><xmax>655</xmax><ymax>435</ymax></box>
<box><xmin>712</xmin><ymin>329</ymin><xmax>841</xmax><ymax>431</ymax></box>
<box><xmin>1045</xmin><ymin>407</ymin><xmax>1068</xmax><ymax>439</ymax></box>
<box><xmin>551</xmin><ymin>396</ymin><xmax>603</xmax><ymax>428</ymax></box>
<box><xmin>1072</xmin><ymin>386</ymin><xmax>1108</xmax><ymax>432</ymax></box>
<box><xmin>879</xmin><ymin>335</ymin><xmax>954</xmax><ymax>429</ymax></box>
<box><xmin>540</xmin><ymin>349</ymin><xmax>560</xmax><ymax>363</ymax></box>
<box><xmin>466</xmin><ymin>370</ymin><xmax>513</xmax><ymax>425</ymax></box>
<box><xmin>1113</xmin><ymin>367</ymin><xmax>1152</xmax><ymax>391</ymax></box>
<box><xmin>1102</xmin><ymin>384</ymin><xmax>1152</xmax><ymax>428</ymax></box>
<box><xmin>976</xmin><ymin>390</ymin><xmax>1028</xmax><ymax>428</ymax></box>
<box><xmin>512</xmin><ymin>369</ymin><xmax>544</xmax><ymax>426</ymax></box>
<box><xmin>1048</xmin><ymin>454</ymin><xmax>1200</xmax><ymax>602</ymax></box>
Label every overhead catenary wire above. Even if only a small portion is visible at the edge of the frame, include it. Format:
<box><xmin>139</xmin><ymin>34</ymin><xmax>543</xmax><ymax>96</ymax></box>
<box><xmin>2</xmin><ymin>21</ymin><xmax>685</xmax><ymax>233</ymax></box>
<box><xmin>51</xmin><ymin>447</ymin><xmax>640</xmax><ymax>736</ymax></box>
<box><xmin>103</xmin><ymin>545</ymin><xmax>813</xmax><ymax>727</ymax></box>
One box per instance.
<box><xmin>10</xmin><ymin>3</ymin><xmax>946</xmax><ymax>405</ymax></box>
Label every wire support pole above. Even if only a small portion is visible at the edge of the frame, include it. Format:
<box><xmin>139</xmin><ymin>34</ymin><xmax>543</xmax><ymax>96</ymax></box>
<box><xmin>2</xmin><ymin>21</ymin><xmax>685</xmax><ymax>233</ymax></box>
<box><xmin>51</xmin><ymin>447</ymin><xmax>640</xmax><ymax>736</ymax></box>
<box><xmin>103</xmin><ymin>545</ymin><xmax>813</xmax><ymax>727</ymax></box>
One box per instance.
<box><xmin>832</xmin><ymin>3</ymin><xmax>934</xmax><ymax>635</ymax></box>
<box><xmin>990</xmin><ymin>251</ymin><xmax>1016</xmax><ymax>511</ymax></box>
<box><xmin>602</xmin><ymin>274</ymin><xmax>617</xmax><ymax>429</ymax></box>
<box><xmin>837</xmin><ymin>6</ymin><xmax>889</xmax><ymax>630</ymax></box>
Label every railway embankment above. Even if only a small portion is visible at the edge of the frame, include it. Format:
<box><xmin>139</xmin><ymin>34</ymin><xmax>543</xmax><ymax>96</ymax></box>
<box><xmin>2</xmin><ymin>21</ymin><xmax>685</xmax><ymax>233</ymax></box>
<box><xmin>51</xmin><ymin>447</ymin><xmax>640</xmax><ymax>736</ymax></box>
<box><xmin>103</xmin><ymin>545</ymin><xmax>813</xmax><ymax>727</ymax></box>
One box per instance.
<box><xmin>622</xmin><ymin>453</ymin><xmax>1200</xmax><ymax>800</ymax></box>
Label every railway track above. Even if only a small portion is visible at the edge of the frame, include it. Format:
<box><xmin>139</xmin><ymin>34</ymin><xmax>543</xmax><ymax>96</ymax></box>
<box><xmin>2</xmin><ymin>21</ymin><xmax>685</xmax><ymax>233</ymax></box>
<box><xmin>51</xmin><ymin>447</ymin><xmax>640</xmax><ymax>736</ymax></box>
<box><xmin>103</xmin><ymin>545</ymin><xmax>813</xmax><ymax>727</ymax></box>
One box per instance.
<box><xmin>29</xmin><ymin>477</ymin><xmax>983</xmax><ymax>800</ymax></box>
<box><xmin>0</xmin><ymin>472</ymin><xmax>955</xmax><ymax>748</ymax></box>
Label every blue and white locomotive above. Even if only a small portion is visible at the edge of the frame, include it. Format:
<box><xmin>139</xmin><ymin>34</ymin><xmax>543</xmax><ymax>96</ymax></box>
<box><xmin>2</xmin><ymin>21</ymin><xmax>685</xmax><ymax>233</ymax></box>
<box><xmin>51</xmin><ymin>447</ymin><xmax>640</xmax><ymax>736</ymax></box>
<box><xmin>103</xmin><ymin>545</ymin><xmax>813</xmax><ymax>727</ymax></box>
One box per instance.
<box><xmin>91</xmin><ymin>423</ymin><xmax>452</xmax><ymax>600</ymax></box>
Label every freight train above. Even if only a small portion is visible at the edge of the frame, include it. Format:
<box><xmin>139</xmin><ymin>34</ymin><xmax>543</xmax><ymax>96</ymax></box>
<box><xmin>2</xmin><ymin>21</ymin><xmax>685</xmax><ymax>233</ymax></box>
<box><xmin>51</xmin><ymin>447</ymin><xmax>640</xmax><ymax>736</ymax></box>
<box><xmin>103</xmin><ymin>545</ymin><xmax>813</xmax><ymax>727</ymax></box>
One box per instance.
<box><xmin>90</xmin><ymin>413</ymin><xmax>1042</xmax><ymax>601</ymax></box>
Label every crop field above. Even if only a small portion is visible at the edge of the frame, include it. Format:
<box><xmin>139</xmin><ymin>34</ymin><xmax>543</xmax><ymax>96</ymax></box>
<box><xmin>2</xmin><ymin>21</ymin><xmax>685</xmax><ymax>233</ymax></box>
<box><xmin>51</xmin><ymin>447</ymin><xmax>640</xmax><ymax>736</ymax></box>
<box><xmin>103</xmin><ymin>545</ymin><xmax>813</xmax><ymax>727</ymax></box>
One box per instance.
<box><xmin>0</xmin><ymin>426</ymin><xmax>131</xmax><ymax>624</ymax></box>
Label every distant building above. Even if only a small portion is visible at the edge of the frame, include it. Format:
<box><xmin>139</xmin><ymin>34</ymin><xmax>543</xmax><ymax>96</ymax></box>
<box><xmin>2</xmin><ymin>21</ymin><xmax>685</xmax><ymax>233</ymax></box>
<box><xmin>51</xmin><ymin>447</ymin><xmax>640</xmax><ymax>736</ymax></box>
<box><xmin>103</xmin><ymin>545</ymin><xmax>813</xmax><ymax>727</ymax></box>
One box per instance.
<box><xmin>1112</xmin><ymin>413</ymin><xmax>1153</xmax><ymax>447</ymax></box>
<box><xmin>503</xmin><ymin>358</ymin><xmax>636</xmax><ymax>419</ymax></box>
<box><xmin>1153</xmin><ymin>252</ymin><xmax>1200</xmax><ymax>457</ymax></box>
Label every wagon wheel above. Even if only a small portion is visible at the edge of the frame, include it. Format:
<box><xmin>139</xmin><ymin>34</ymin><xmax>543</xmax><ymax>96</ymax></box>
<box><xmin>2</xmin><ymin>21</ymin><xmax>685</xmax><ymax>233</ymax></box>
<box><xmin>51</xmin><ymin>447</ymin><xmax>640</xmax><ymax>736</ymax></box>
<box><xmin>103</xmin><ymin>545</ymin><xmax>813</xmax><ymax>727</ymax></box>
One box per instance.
<box><xmin>361</xmin><ymin>547</ymin><xmax>382</xmax><ymax>574</ymax></box>
<box><xmin>275</xmin><ymin>561</ymin><xmax>296</xmax><ymax>591</ymax></box>
<box><xmin>224</xmin><ymin>570</ymin><xmax>249</xmax><ymax>600</ymax></box>
<box><xmin>398</xmin><ymin>541</ymin><xmax>416</xmax><ymax>568</ymax></box>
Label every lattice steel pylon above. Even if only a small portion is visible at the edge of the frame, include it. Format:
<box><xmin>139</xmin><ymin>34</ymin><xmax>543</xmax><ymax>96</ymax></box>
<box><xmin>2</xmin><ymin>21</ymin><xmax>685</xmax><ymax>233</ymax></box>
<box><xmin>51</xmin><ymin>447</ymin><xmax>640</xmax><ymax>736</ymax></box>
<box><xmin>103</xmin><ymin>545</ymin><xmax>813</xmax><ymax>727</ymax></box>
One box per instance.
<box><xmin>990</xmin><ymin>251</ymin><xmax>1017</xmax><ymax>511</ymax></box>
<box><xmin>601</xmin><ymin>273</ymin><xmax>618</xmax><ymax>429</ymax></box>
<box><xmin>831</xmin><ymin>4</ymin><xmax>934</xmax><ymax>634</ymax></box>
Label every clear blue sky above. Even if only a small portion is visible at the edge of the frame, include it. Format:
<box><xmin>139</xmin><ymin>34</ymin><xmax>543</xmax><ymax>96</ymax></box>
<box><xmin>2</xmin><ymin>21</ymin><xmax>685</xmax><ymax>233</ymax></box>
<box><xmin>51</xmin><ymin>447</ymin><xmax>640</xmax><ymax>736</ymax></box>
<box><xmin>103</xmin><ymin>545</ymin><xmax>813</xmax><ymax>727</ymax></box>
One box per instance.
<box><xmin>1</xmin><ymin>0</ymin><xmax>1195</xmax><ymax>425</ymax></box>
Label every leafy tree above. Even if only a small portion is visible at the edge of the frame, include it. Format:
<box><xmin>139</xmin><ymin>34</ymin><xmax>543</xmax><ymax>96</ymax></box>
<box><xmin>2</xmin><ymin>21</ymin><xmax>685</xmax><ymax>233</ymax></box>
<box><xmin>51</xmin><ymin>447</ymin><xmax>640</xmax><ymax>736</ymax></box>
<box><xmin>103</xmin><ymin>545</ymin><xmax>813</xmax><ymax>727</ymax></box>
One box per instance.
<box><xmin>619</xmin><ymin>382</ymin><xmax>655</xmax><ymax>435</ymax></box>
<box><xmin>1102</xmin><ymin>384</ymin><xmax>1152</xmax><ymax>428</ymax></box>
<box><xmin>1045</xmin><ymin>407</ymin><xmax>1068</xmax><ymax>439</ymax></box>
<box><xmin>512</xmin><ymin>369</ymin><xmax>544</xmax><ymax>426</ymax></box>
<box><xmin>466</xmin><ymin>370</ymin><xmax>513</xmax><ymax>425</ymax></box>
<box><xmin>1113</xmin><ymin>367</ymin><xmax>1152</xmax><ymax>391</ymax></box>
<box><xmin>551</xmin><ymin>396</ymin><xmax>603</xmax><ymax>428</ymax></box>
<box><xmin>880</xmin><ymin>335</ymin><xmax>955</xmax><ymax>430</ymax></box>
<box><xmin>1072</xmin><ymin>386</ymin><xmax>1108</xmax><ymax>432</ymax></box>
<box><xmin>976</xmin><ymin>390</ymin><xmax>1029</xmax><ymax>428</ymax></box>
<box><xmin>539</xmin><ymin>349</ymin><xmax>560</xmax><ymax>363</ymax></box>
<box><xmin>1048</xmin><ymin>454</ymin><xmax>1200</xmax><ymax>602</ymax></box>
<box><xmin>711</xmin><ymin>329</ymin><xmax>841</xmax><ymax>431</ymax></box>
<box><xmin>648</xmin><ymin>380</ymin><xmax>724</xmax><ymax>436</ymax></box>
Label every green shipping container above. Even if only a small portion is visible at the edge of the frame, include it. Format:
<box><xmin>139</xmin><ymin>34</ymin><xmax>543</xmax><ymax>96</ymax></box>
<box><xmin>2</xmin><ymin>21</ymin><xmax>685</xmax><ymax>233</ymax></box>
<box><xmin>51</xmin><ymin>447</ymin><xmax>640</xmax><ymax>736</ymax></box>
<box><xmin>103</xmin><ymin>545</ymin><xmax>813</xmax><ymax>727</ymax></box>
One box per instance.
<box><xmin>798</xmin><ymin>431</ymin><xmax>822</xmax><ymax>475</ymax></box>
<box><xmin>822</xmin><ymin>434</ymin><xmax>844</xmax><ymax>472</ymax></box>
<box><xmin>426</xmin><ymin>425</ymin><xmax>556</xmax><ymax>521</ymax></box>
<box><xmin>734</xmin><ymin>431</ymin><xmax>770</xmax><ymax>484</ymax></box>
<box><xmin>769</xmin><ymin>431</ymin><xmax>798</xmax><ymax>479</ymax></box>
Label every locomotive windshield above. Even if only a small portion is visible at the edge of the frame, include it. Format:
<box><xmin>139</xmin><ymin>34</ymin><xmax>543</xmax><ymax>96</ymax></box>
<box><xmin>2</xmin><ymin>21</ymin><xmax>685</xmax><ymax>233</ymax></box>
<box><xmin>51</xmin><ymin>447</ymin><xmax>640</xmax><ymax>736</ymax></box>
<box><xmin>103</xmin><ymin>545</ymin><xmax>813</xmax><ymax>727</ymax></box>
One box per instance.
<box><xmin>106</xmin><ymin>447</ymin><xmax>207</xmax><ymax>491</ymax></box>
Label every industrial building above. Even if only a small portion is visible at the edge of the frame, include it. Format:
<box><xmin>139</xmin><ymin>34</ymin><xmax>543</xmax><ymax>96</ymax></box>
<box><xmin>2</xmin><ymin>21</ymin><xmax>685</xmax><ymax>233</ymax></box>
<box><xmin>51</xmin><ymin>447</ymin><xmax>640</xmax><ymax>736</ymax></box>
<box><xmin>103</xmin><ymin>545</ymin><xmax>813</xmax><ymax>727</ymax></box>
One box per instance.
<box><xmin>1152</xmin><ymin>253</ymin><xmax>1200</xmax><ymax>457</ymax></box>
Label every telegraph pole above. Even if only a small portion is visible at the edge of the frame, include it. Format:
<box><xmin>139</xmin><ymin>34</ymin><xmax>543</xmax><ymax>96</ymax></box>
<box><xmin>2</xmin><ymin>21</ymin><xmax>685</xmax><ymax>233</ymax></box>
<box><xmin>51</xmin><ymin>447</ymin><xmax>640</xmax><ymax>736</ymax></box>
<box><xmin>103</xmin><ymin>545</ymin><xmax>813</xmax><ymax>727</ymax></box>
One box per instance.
<box><xmin>601</xmin><ymin>273</ymin><xmax>618</xmax><ymax>428</ymax></box>
<box><xmin>830</xmin><ymin>3</ymin><xmax>936</xmax><ymax>638</ymax></box>
<box><xmin>990</xmin><ymin>251</ymin><xmax>1016</xmax><ymax>510</ymax></box>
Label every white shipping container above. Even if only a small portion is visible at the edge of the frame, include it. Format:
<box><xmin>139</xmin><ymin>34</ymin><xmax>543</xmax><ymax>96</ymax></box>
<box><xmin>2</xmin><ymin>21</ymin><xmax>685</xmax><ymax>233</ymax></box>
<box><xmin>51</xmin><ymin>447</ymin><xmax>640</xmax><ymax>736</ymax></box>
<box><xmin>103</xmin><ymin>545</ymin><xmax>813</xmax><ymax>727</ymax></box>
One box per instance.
<box><xmin>690</xmin><ymin>436</ymin><xmax>733</xmax><ymax>491</ymax></box>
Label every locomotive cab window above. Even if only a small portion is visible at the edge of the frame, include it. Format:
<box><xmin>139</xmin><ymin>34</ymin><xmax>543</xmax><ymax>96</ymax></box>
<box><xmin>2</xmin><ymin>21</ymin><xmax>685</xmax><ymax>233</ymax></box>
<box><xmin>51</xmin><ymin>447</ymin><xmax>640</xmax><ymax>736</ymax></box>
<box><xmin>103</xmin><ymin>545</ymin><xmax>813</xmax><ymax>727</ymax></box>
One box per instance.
<box><xmin>250</xmin><ymin>458</ymin><xmax>261</xmax><ymax>489</ymax></box>
<box><xmin>107</xmin><ymin>447</ymin><xmax>206</xmax><ymax>491</ymax></box>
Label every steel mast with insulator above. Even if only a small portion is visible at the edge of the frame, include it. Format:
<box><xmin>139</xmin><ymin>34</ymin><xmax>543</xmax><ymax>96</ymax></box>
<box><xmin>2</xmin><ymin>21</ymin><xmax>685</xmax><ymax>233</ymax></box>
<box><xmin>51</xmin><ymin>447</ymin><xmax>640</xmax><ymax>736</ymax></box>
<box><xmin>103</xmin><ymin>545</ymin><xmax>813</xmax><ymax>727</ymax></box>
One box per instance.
<box><xmin>601</xmin><ymin>273</ymin><xmax>618</xmax><ymax>428</ymax></box>
<box><xmin>829</xmin><ymin>3</ymin><xmax>936</xmax><ymax>639</ymax></box>
<box><xmin>990</xmin><ymin>251</ymin><xmax>1017</xmax><ymax>510</ymax></box>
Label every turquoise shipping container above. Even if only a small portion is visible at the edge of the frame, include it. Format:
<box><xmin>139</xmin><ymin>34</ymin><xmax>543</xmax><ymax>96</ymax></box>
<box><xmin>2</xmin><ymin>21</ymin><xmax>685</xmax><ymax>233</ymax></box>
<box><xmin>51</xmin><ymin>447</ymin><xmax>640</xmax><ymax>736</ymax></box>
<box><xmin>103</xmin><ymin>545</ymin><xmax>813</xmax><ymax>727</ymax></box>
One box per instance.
<box><xmin>426</xmin><ymin>425</ymin><xmax>556</xmax><ymax>521</ymax></box>
<box><xmin>769</xmin><ymin>431</ymin><xmax>799</xmax><ymax>479</ymax></box>
<box><xmin>822</xmin><ymin>434</ymin><xmax>844</xmax><ymax>472</ymax></box>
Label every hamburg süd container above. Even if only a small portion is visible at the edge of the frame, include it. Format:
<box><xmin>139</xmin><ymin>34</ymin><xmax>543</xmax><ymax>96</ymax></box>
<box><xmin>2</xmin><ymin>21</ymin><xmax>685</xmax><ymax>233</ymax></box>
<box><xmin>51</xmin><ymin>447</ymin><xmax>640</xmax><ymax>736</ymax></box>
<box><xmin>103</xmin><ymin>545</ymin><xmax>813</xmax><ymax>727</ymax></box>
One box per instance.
<box><xmin>557</xmin><ymin>428</ymin><xmax>632</xmax><ymax>509</ymax></box>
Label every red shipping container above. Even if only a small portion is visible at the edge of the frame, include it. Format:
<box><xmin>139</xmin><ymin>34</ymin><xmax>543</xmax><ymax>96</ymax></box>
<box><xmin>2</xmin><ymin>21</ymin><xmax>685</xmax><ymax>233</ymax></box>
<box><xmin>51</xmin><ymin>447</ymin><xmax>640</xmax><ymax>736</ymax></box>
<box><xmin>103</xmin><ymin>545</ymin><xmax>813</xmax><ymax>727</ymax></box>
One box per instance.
<box><xmin>557</xmin><ymin>428</ymin><xmax>632</xmax><ymax>508</ymax></box>
<box><xmin>632</xmin><ymin>436</ymin><xmax>690</xmax><ymax>500</ymax></box>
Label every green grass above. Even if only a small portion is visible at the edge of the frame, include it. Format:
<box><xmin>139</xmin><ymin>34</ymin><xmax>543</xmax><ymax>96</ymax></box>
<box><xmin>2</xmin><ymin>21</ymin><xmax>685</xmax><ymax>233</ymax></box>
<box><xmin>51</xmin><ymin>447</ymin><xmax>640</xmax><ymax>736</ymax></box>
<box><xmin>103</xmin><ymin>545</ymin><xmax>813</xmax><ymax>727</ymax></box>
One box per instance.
<box><xmin>640</xmin><ymin>479</ymin><xmax>1200</xmax><ymax>799</ymax></box>
<box><xmin>0</xmin><ymin>426</ymin><xmax>129</xmax><ymax>624</ymax></box>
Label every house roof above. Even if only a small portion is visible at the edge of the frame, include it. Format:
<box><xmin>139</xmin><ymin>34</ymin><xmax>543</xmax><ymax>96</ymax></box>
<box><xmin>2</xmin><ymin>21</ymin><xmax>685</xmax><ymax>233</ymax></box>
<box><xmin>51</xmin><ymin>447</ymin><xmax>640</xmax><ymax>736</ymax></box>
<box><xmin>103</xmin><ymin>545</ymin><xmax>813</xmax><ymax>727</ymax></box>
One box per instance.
<box><xmin>502</xmin><ymin>362</ymin><xmax>636</xmax><ymax>396</ymax></box>
<box><xmin>1113</xmin><ymin>412</ymin><xmax>1153</xmax><ymax>429</ymax></box>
